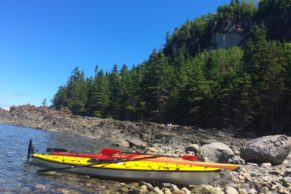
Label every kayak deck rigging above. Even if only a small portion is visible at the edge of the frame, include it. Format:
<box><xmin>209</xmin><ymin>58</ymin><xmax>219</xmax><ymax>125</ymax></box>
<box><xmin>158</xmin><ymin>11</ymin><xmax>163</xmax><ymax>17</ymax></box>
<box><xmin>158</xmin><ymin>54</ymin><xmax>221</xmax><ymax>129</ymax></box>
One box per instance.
<box><xmin>32</xmin><ymin>154</ymin><xmax>220</xmax><ymax>172</ymax></box>
<box><xmin>27</xmin><ymin>140</ymin><xmax>240</xmax><ymax>184</ymax></box>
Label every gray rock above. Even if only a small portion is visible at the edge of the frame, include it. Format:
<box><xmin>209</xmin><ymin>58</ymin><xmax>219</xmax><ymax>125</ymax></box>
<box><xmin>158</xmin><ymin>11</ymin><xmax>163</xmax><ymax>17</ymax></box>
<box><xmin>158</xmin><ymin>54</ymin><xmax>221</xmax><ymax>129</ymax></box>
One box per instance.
<box><xmin>117</xmin><ymin>138</ymin><xmax>130</xmax><ymax>147</ymax></box>
<box><xmin>141</xmin><ymin>182</ymin><xmax>153</xmax><ymax>191</ymax></box>
<box><xmin>259</xmin><ymin>187</ymin><xmax>268</xmax><ymax>194</ymax></box>
<box><xmin>181</xmin><ymin>187</ymin><xmax>191</xmax><ymax>194</ymax></box>
<box><xmin>185</xmin><ymin>144</ymin><xmax>199</xmax><ymax>153</ymax></box>
<box><xmin>153</xmin><ymin>186</ymin><xmax>163</xmax><ymax>194</ymax></box>
<box><xmin>241</xmin><ymin>183</ymin><xmax>250</xmax><ymax>191</ymax></box>
<box><xmin>250</xmin><ymin>171</ymin><xmax>257</xmax><ymax>177</ymax></box>
<box><xmin>198</xmin><ymin>185</ymin><xmax>224</xmax><ymax>194</ymax></box>
<box><xmin>147</xmin><ymin>146</ymin><xmax>160</xmax><ymax>154</ymax></box>
<box><xmin>282</xmin><ymin>177</ymin><xmax>291</xmax><ymax>187</ymax></box>
<box><xmin>129</xmin><ymin>188</ymin><xmax>147</xmax><ymax>194</ymax></box>
<box><xmin>240</xmin><ymin>135</ymin><xmax>291</xmax><ymax>165</ymax></box>
<box><xmin>161</xmin><ymin>183</ymin><xmax>171</xmax><ymax>187</ymax></box>
<box><xmin>225</xmin><ymin>186</ymin><xmax>238</xmax><ymax>194</ymax></box>
<box><xmin>139</xmin><ymin>185</ymin><xmax>148</xmax><ymax>193</ymax></box>
<box><xmin>172</xmin><ymin>190</ymin><xmax>184</xmax><ymax>194</ymax></box>
<box><xmin>238</xmin><ymin>189</ymin><xmax>247</xmax><ymax>194</ymax></box>
<box><xmin>261</xmin><ymin>163</ymin><xmax>272</xmax><ymax>168</ymax></box>
<box><xmin>249</xmin><ymin>189</ymin><xmax>257</xmax><ymax>194</ymax></box>
<box><xmin>162</xmin><ymin>188</ymin><xmax>172</xmax><ymax>194</ymax></box>
<box><xmin>126</xmin><ymin>137</ymin><xmax>147</xmax><ymax>148</ymax></box>
<box><xmin>128</xmin><ymin>182</ymin><xmax>140</xmax><ymax>187</ymax></box>
<box><xmin>56</xmin><ymin>188</ymin><xmax>72</xmax><ymax>194</ymax></box>
<box><xmin>119</xmin><ymin>186</ymin><xmax>129</xmax><ymax>193</ymax></box>
<box><xmin>198</xmin><ymin>142</ymin><xmax>235</xmax><ymax>162</ymax></box>
<box><xmin>284</xmin><ymin>168</ymin><xmax>291</xmax><ymax>176</ymax></box>
<box><xmin>228</xmin><ymin>155</ymin><xmax>245</xmax><ymax>164</ymax></box>
<box><xmin>269</xmin><ymin>169</ymin><xmax>281</xmax><ymax>175</ymax></box>
<box><xmin>246</xmin><ymin>163</ymin><xmax>258</xmax><ymax>166</ymax></box>
<box><xmin>287</xmin><ymin>150</ymin><xmax>291</xmax><ymax>161</ymax></box>
<box><xmin>35</xmin><ymin>184</ymin><xmax>46</xmax><ymax>190</ymax></box>
<box><xmin>170</xmin><ymin>184</ymin><xmax>179</xmax><ymax>192</ymax></box>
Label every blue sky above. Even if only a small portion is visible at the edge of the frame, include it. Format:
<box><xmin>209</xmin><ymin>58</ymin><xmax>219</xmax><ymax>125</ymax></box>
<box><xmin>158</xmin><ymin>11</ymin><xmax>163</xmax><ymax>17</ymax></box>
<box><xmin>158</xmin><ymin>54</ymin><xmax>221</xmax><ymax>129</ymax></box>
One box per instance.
<box><xmin>0</xmin><ymin>0</ymin><xmax>230</xmax><ymax>108</ymax></box>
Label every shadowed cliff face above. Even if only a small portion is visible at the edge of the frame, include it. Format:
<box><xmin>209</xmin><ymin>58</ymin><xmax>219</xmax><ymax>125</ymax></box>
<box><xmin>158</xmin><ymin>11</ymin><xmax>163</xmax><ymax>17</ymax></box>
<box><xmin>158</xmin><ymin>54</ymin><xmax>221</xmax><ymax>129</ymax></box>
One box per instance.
<box><xmin>210</xmin><ymin>18</ymin><xmax>252</xmax><ymax>48</ymax></box>
<box><xmin>211</xmin><ymin>32</ymin><xmax>244</xmax><ymax>48</ymax></box>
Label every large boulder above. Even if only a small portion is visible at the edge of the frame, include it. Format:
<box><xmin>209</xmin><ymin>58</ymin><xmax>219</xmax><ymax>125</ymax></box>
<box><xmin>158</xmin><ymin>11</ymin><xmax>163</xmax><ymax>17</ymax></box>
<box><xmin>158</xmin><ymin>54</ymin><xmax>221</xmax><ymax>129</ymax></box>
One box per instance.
<box><xmin>240</xmin><ymin>135</ymin><xmax>291</xmax><ymax>165</ymax></box>
<box><xmin>198</xmin><ymin>142</ymin><xmax>235</xmax><ymax>163</ymax></box>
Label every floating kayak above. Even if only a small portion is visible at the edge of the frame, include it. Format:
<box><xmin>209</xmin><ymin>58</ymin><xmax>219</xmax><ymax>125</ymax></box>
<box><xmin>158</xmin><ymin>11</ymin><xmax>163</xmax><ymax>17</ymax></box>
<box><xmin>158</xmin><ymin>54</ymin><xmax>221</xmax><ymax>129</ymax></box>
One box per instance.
<box><xmin>27</xmin><ymin>140</ymin><xmax>240</xmax><ymax>184</ymax></box>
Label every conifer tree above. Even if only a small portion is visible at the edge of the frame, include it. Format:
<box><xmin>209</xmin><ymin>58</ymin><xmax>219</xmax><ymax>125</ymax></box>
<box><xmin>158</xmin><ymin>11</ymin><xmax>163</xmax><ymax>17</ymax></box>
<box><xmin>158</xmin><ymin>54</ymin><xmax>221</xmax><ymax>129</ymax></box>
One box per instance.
<box><xmin>66</xmin><ymin>67</ymin><xmax>88</xmax><ymax>115</ymax></box>
<box><xmin>140</xmin><ymin>50</ymin><xmax>174</xmax><ymax>121</ymax></box>
<box><xmin>87</xmin><ymin>69</ymin><xmax>109</xmax><ymax>117</ymax></box>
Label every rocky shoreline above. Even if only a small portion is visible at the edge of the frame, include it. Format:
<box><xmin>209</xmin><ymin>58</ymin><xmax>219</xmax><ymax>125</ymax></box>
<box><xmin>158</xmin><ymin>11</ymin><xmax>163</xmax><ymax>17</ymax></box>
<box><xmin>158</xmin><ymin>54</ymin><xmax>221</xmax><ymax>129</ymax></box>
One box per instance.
<box><xmin>1</xmin><ymin>105</ymin><xmax>291</xmax><ymax>194</ymax></box>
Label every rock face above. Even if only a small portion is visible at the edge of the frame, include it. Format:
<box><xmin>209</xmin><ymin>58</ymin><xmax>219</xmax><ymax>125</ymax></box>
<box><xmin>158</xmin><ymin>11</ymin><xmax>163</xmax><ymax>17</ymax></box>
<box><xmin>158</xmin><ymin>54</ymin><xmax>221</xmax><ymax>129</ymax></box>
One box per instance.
<box><xmin>240</xmin><ymin>135</ymin><xmax>291</xmax><ymax>165</ymax></box>
<box><xmin>211</xmin><ymin>32</ymin><xmax>244</xmax><ymax>48</ymax></box>
<box><xmin>198</xmin><ymin>142</ymin><xmax>235</xmax><ymax>163</ymax></box>
<box><xmin>210</xmin><ymin>17</ymin><xmax>252</xmax><ymax>49</ymax></box>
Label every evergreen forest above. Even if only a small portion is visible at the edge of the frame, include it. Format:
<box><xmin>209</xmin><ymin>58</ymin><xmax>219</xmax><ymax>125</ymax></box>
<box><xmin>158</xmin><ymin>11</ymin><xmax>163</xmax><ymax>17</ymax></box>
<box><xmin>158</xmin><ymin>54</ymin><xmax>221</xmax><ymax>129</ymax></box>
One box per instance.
<box><xmin>52</xmin><ymin>0</ymin><xmax>291</xmax><ymax>133</ymax></box>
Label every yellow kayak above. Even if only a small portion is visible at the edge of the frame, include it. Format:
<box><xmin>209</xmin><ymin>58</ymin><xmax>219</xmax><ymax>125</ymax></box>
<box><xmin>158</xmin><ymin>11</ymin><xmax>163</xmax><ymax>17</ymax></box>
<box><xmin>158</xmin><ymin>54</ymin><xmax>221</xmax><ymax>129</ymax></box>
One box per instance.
<box><xmin>31</xmin><ymin>153</ymin><xmax>221</xmax><ymax>184</ymax></box>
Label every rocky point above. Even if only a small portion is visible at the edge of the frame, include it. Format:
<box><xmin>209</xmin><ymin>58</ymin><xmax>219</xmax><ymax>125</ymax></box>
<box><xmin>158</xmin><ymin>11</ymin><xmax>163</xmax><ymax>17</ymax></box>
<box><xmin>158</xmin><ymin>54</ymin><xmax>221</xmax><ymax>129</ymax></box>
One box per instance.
<box><xmin>0</xmin><ymin>105</ymin><xmax>290</xmax><ymax>193</ymax></box>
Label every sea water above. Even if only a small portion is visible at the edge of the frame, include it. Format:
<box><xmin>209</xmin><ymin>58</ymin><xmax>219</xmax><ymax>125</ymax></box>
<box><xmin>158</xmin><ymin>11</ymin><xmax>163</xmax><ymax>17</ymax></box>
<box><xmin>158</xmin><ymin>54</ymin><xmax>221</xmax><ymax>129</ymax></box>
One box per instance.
<box><xmin>0</xmin><ymin>124</ymin><xmax>121</xmax><ymax>193</ymax></box>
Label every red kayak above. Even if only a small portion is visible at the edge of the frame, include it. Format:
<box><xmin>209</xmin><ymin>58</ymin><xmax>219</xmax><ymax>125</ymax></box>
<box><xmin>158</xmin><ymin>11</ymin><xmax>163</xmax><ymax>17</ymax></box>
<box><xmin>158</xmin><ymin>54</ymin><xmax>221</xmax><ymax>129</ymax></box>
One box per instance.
<box><xmin>48</xmin><ymin>148</ymin><xmax>199</xmax><ymax>163</ymax></box>
<box><xmin>46</xmin><ymin>148</ymin><xmax>240</xmax><ymax>170</ymax></box>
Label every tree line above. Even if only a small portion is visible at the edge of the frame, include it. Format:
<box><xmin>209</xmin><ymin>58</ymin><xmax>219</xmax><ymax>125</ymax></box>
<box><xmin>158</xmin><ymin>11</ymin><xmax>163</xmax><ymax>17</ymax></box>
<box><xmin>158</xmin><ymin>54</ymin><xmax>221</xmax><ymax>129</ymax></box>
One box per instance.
<box><xmin>53</xmin><ymin>0</ymin><xmax>291</xmax><ymax>133</ymax></box>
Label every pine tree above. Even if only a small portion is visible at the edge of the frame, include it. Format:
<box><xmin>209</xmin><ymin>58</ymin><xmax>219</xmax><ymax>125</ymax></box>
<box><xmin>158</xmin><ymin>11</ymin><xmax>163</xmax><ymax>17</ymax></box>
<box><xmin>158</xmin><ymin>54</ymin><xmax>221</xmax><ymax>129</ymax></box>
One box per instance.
<box><xmin>244</xmin><ymin>25</ymin><xmax>287</xmax><ymax>131</ymax></box>
<box><xmin>140</xmin><ymin>50</ymin><xmax>174</xmax><ymax>121</ymax></box>
<box><xmin>108</xmin><ymin>64</ymin><xmax>122</xmax><ymax>117</ymax></box>
<box><xmin>87</xmin><ymin>70</ymin><xmax>109</xmax><ymax>117</ymax></box>
<box><xmin>53</xmin><ymin>86</ymin><xmax>68</xmax><ymax>109</ymax></box>
<box><xmin>66</xmin><ymin>67</ymin><xmax>88</xmax><ymax>115</ymax></box>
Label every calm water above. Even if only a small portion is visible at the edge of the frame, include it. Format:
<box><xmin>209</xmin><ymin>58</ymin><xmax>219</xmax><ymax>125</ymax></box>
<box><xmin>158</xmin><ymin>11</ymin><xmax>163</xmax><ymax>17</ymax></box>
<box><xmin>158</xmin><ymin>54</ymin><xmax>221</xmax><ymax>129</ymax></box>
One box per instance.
<box><xmin>0</xmin><ymin>124</ymin><xmax>124</xmax><ymax>193</ymax></box>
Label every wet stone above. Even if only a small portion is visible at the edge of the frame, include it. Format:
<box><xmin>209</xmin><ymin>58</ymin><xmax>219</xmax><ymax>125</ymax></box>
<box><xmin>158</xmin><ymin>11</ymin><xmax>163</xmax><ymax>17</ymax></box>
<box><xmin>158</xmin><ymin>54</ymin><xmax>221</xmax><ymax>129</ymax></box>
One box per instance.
<box><xmin>34</xmin><ymin>184</ymin><xmax>46</xmax><ymax>190</ymax></box>
<box><xmin>56</xmin><ymin>188</ymin><xmax>74</xmax><ymax>194</ymax></box>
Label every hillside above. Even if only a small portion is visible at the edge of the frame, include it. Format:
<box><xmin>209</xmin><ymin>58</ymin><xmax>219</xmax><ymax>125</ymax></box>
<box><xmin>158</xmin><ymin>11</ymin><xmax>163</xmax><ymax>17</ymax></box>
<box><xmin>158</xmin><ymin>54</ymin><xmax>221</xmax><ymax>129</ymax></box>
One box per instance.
<box><xmin>52</xmin><ymin>0</ymin><xmax>291</xmax><ymax>133</ymax></box>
